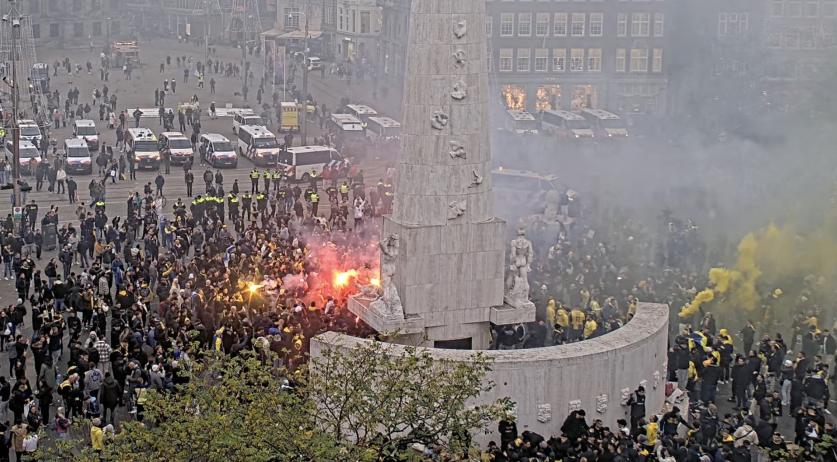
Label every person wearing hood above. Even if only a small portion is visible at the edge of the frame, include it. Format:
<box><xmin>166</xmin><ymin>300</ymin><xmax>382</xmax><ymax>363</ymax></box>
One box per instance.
<box><xmin>99</xmin><ymin>372</ymin><xmax>121</xmax><ymax>426</ymax></box>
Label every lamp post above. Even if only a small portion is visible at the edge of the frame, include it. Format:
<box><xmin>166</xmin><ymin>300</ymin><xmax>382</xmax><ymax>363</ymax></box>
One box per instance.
<box><xmin>287</xmin><ymin>8</ymin><xmax>310</xmax><ymax>146</ymax></box>
<box><xmin>3</xmin><ymin>12</ymin><xmax>22</xmax><ymax>209</ymax></box>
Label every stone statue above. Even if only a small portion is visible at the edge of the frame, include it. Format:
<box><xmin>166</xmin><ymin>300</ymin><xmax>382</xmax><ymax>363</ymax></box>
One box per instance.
<box><xmin>370</xmin><ymin>234</ymin><xmax>404</xmax><ymax>318</ymax></box>
<box><xmin>543</xmin><ymin>189</ymin><xmax>561</xmax><ymax>221</ymax></box>
<box><xmin>506</xmin><ymin>227</ymin><xmax>534</xmax><ymax>304</ymax></box>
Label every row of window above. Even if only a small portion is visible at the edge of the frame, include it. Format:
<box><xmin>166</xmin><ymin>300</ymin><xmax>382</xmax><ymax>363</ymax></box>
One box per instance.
<box><xmin>718</xmin><ymin>13</ymin><xmax>749</xmax><ymax>38</ymax></box>
<box><xmin>31</xmin><ymin>20</ymin><xmax>121</xmax><ymax>39</ymax></box>
<box><xmin>770</xmin><ymin>0</ymin><xmax>837</xmax><ymax>18</ymax></box>
<box><xmin>490</xmin><ymin>12</ymin><xmax>664</xmax><ymax>38</ymax></box>
<box><xmin>494</xmin><ymin>47</ymin><xmax>663</xmax><ymax>73</ymax></box>
<box><xmin>767</xmin><ymin>28</ymin><xmax>834</xmax><ymax>48</ymax></box>
<box><xmin>28</xmin><ymin>0</ymin><xmax>105</xmax><ymax>14</ymax></box>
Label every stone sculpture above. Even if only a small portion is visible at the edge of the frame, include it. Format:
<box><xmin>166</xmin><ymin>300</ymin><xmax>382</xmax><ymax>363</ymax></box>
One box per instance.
<box><xmin>369</xmin><ymin>234</ymin><xmax>403</xmax><ymax>318</ymax></box>
<box><xmin>448</xmin><ymin>140</ymin><xmax>466</xmax><ymax>159</ymax></box>
<box><xmin>431</xmin><ymin>110</ymin><xmax>449</xmax><ymax>130</ymax></box>
<box><xmin>543</xmin><ymin>189</ymin><xmax>561</xmax><ymax>222</ymax></box>
<box><xmin>453</xmin><ymin>20</ymin><xmax>467</xmax><ymax>38</ymax></box>
<box><xmin>506</xmin><ymin>227</ymin><xmax>534</xmax><ymax>304</ymax></box>
<box><xmin>447</xmin><ymin>200</ymin><xmax>467</xmax><ymax>220</ymax></box>
<box><xmin>451</xmin><ymin>80</ymin><xmax>467</xmax><ymax>100</ymax></box>
<box><xmin>468</xmin><ymin>170</ymin><xmax>483</xmax><ymax>188</ymax></box>
<box><xmin>536</xmin><ymin>404</ymin><xmax>552</xmax><ymax>423</ymax></box>
<box><xmin>452</xmin><ymin>49</ymin><xmax>467</xmax><ymax>67</ymax></box>
<box><xmin>596</xmin><ymin>394</ymin><xmax>608</xmax><ymax>414</ymax></box>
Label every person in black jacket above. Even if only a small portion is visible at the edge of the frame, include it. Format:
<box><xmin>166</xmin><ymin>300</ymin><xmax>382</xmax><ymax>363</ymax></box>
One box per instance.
<box><xmin>498</xmin><ymin>416</ymin><xmax>518</xmax><ymax>451</ymax></box>
<box><xmin>625</xmin><ymin>386</ymin><xmax>646</xmax><ymax>435</ymax></box>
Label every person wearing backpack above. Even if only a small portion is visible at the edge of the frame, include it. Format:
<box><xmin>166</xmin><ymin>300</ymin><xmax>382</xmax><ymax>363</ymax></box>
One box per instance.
<box><xmin>99</xmin><ymin>372</ymin><xmax>121</xmax><ymax>426</ymax></box>
<box><xmin>53</xmin><ymin>407</ymin><xmax>70</xmax><ymax>439</ymax></box>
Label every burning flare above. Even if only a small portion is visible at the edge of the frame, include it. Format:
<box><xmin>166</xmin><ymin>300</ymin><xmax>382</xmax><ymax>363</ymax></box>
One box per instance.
<box><xmin>333</xmin><ymin>270</ymin><xmax>359</xmax><ymax>288</ymax></box>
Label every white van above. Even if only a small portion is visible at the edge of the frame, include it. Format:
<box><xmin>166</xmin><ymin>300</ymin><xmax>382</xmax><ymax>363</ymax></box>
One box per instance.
<box><xmin>18</xmin><ymin>119</ymin><xmax>43</xmax><ymax>145</ymax></box>
<box><xmin>199</xmin><ymin>133</ymin><xmax>238</xmax><ymax>168</ymax></box>
<box><xmin>581</xmin><ymin>109</ymin><xmax>628</xmax><ymax>138</ymax></box>
<box><xmin>73</xmin><ymin>119</ymin><xmax>100</xmax><ymax>150</ymax></box>
<box><xmin>276</xmin><ymin>145</ymin><xmax>343</xmax><ymax>181</ymax></box>
<box><xmin>232</xmin><ymin>110</ymin><xmax>264</xmax><ymax>134</ymax></box>
<box><xmin>237</xmin><ymin>125</ymin><xmax>281</xmax><ymax>166</ymax></box>
<box><xmin>345</xmin><ymin>104</ymin><xmax>378</xmax><ymax>124</ymax></box>
<box><xmin>159</xmin><ymin>131</ymin><xmax>194</xmax><ymax>165</ymax></box>
<box><xmin>501</xmin><ymin>110</ymin><xmax>539</xmax><ymax>135</ymax></box>
<box><xmin>5</xmin><ymin>139</ymin><xmax>40</xmax><ymax>175</ymax></box>
<box><xmin>126</xmin><ymin>128</ymin><xmax>161</xmax><ymax>169</ymax></box>
<box><xmin>64</xmin><ymin>138</ymin><xmax>93</xmax><ymax>174</ymax></box>
<box><xmin>366</xmin><ymin>116</ymin><xmax>401</xmax><ymax>142</ymax></box>
<box><xmin>541</xmin><ymin>110</ymin><xmax>594</xmax><ymax>140</ymax></box>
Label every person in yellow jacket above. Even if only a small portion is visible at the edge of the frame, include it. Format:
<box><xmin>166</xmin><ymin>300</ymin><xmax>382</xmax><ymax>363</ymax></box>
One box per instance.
<box><xmin>555</xmin><ymin>304</ymin><xmax>570</xmax><ymax>329</ymax></box>
<box><xmin>583</xmin><ymin>317</ymin><xmax>598</xmax><ymax>339</ymax></box>
<box><xmin>569</xmin><ymin>308</ymin><xmax>585</xmax><ymax>341</ymax></box>
<box><xmin>718</xmin><ymin>328</ymin><xmax>733</xmax><ymax>345</ymax></box>
<box><xmin>546</xmin><ymin>298</ymin><xmax>557</xmax><ymax>327</ymax></box>
<box><xmin>90</xmin><ymin>418</ymin><xmax>105</xmax><ymax>452</ymax></box>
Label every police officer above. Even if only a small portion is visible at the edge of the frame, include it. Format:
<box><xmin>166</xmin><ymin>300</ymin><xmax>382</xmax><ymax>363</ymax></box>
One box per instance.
<box><xmin>241</xmin><ymin>191</ymin><xmax>253</xmax><ymax>221</ymax></box>
<box><xmin>227</xmin><ymin>193</ymin><xmax>238</xmax><ymax>221</ymax></box>
<box><xmin>249</xmin><ymin>168</ymin><xmax>260</xmax><ymax>193</ymax></box>
<box><xmin>215</xmin><ymin>194</ymin><xmax>225</xmax><ymax>224</ymax></box>
<box><xmin>310</xmin><ymin>190</ymin><xmax>320</xmax><ymax>217</ymax></box>
<box><xmin>309</xmin><ymin>170</ymin><xmax>319</xmax><ymax>192</ymax></box>
<box><xmin>272</xmin><ymin>169</ymin><xmax>283</xmax><ymax>193</ymax></box>
<box><xmin>262</xmin><ymin>168</ymin><xmax>271</xmax><ymax>193</ymax></box>
<box><xmin>256</xmin><ymin>191</ymin><xmax>267</xmax><ymax>215</ymax></box>
<box><xmin>339</xmin><ymin>181</ymin><xmax>350</xmax><ymax>203</ymax></box>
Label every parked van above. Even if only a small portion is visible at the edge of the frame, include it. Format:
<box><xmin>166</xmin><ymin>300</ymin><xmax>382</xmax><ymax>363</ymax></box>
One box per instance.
<box><xmin>366</xmin><ymin>116</ymin><xmax>401</xmax><ymax>142</ymax></box>
<box><xmin>541</xmin><ymin>110</ymin><xmax>594</xmax><ymax>140</ymax></box>
<box><xmin>345</xmin><ymin>104</ymin><xmax>378</xmax><ymax>124</ymax></box>
<box><xmin>276</xmin><ymin>145</ymin><xmax>343</xmax><ymax>181</ymax></box>
<box><xmin>501</xmin><ymin>110</ymin><xmax>539</xmax><ymax>135</ymax></box>
<box><xmin>199</xmin><ymin>133</ymin><xmax>237</xmax><ymax>168</ymax></box>
<box><xmin>581</xmin><ymin>109</ymin><xmax>628</xmax><ymax>138</ymax></box>
<box><xmin>125</xmin><ymin>128</ymin><xmax>161</xmax><ymax>169</ymax></box>
<box><xmin>159</xmin><ymin>131</ymin><xmax>194</xmax><ymax>165</ymax></box>
<box><xmin>279</xmin><ymin>102</ymin><xmax>299</xmax><ymax>132</ymax></box>
<box><xmin>18</xmin><ymin>119</ymin><xmax>43</xmax><ymax>145</ymax></box>
<box><xmin>5</xmin><ymin>139</ymin><xmax>40</xmax><ymax>175</ymax></box>
<box><xmin>73</xmin><ymin>119</ymin><xmax>100</xmax><ymax>150</ymax></box>
<box><xmin>237</xmin><ymin>125</ymin><xmax>281</xmax><ymax>166</ymax></box>
<box><xmin>63</xmin><ymin>138</ymin><xmax>93</xmax><ymax>174</ymax></box>
<box><xmin>232</xmin><ymin>110</ymin><xmax>265</xmax><ymax>134</ymax></box>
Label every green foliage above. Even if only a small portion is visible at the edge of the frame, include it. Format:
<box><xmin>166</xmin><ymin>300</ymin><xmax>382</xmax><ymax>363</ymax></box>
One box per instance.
<box><xmin>37</xmin><ymin>341</ymin><xmax>510</xmax><ymax>462</ymax></box>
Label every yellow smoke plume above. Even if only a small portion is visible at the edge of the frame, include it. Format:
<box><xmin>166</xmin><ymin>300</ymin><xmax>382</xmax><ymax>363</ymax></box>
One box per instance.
<box><xmin>680</xmin><ymin>289</ymin><xmax>715</xmax><ymax>318</ymax></box>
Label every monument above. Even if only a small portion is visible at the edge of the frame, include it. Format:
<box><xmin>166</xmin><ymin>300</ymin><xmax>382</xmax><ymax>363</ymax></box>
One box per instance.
<box><xmin>348</xmin><ymin>0</ymin><xmax>535</xmax><ymax>348</ymax></box>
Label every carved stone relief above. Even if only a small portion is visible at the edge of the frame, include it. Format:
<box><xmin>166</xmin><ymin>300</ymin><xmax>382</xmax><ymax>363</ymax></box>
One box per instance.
<box><xmin>430</xmin><ymin>110</ymin><xmax>449</xmax><ymax>130</ymax></box>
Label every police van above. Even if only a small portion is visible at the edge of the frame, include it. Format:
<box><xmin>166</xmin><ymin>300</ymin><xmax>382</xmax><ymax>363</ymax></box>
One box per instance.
<box><xmin>345</xmin><ymin>104</ymin><xmax>378</xmax><ymax>124</ymax></box>
<box><xmin>329</xmin><ymin>113</ymin><xmax>366</xmax><ymax>148</ymax></box>
<box><xmin>18</xmin><ymin>119</ymin><xmax>43</xmax><ymax>145</ymax></box>
<box><xmin>237</xmin><ymin>125</ymin><xmax>282</xmax><ymax>166</ymax></box>
<box><xmin>501</xmin><ymin>110</ymin><xmax>539</xmax><ymax>135</ymax></box>
<box><xmin>366</xmin><ymin>116</ymin><xmax>401</xmax><ymax>142</ymax></box>
<box><xmin>126</xmin><ymin>128</ymin><xmax>161</xmax><ymax>169</ymax></box>
<box><xmin>199</xmin><ymin>133</ymin><xmax>238</xmax><ymax>168</ymax></box>
<box><xmin>232</xmin><ymin>109</ymin><xmax>264</xmax><ymax>134</ymax></box>
<box><xmin>581</xmin><ymin>109</ymin><xmax>628</xmax><ymax>138</ymax></box>
<box><xmin>276</xmin><ymin>145</ymin><xmax>343</xmax><ymax>182</ymax></box>
<box><xmin>4</xmin><ymin>139</ymin><xmax>40</xmax><ymax>175</ymax></box>
<box><xmin>541</xmin><ymin>110</ymin><xmax>594</xmax><ymax>140</ymax></box>
<box><xmin>73</xmin><ymin>119</ymin><xmax>100</xmax><ymax>150</ymax></box>
<box><xmin>64</xmin><ymin>138</ymin><xmax>93</xmax><ymax>174</ymax></box>
<box><xmin>159</xmin><ymin>131</ymin><xmax>194</xmax><ymax>165</ymax></box>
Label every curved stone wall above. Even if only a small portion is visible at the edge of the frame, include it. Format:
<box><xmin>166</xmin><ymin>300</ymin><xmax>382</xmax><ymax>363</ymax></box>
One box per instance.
<box><xmin>311</xmin><ymin>302</ymin><xmax>670</xmax><ymax>441</ymax></box>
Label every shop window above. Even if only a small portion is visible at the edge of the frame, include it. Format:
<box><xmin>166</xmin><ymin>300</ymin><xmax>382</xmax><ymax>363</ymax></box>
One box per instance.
<box><xmin>501</xmin><ymin>85</ymin><xmax>526</xmax><ymax>110</ymax></box>
<box><xmin>536</xmin><ymin>85</ymin><xmax>562</xmax><ymax>112</ymax></box>
<box><xmin>571</xmin><ymin>85</ymin><xmax>597</xmax><ymax>112</ymax></box>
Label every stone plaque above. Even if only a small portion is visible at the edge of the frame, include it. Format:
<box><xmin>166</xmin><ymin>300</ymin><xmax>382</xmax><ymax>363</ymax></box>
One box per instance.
<box><xmin>536</xmin><ymin>403</ymin><xmax>552</xmax><ymax>423</ymax></box>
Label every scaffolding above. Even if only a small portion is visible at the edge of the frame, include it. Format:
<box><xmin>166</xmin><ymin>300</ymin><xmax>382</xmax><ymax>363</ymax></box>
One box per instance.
<box><xmin>227</xmin><ymin>0</ymin><xmax>263</xmax><ymax>47</ymax></box>
<box><xmin>0</xmin><ymin>10</ymin><xmax>50</xmax><ymax>133</ymax></box>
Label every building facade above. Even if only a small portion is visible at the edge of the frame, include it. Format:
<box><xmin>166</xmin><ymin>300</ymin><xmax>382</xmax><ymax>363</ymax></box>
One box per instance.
<box><xmin>27</xmin><ymin>0</ymin><xmax>127</xmax><ymax>48</ymax></box>
<box><xmin>668</xmin><ymin>0</ymin><xmax>836</xmax><ymax>125</ymax></box>
<box><xmin>321</xmin><ymin>0</ymin><xmax>382</xmax><ymax>65</ymax></box>
<box><xmin>376</xmin><ymin>0</ymin><xmax>669</xmax><ymax>117</ymax></box>
<box><xmin>486</xmin><ymin>0</ymin><xmax>669</xmax><ymax>116</ymax></box>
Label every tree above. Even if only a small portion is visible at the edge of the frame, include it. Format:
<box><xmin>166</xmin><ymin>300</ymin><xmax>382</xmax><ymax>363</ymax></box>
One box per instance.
<box><xmin>38</xmin><ymin>340</ymin><xmax>510</xmax><ymax>461</ymax></box>
<box><xmin>305</xmin><ymin>340</ymin><xmax>512</xmax><ymax>460</ymax></box>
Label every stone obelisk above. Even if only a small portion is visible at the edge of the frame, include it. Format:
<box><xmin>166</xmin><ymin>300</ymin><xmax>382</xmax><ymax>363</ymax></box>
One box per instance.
<box><xmin>348</xmin><ymin>0</ymin><xmax>534</xmax><ymax>348</ymax></box>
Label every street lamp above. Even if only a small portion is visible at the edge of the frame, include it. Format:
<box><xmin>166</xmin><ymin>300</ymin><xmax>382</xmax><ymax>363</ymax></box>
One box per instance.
<box><xmin>2</xmin><ymin>13</ymin><xmax>22</xmax><ymax>209</ymax></box>
<box><xmin>287</xmin><ymin>9</ymin><xmax>310</xmax><ymax>146</ymax></box>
